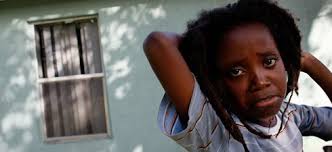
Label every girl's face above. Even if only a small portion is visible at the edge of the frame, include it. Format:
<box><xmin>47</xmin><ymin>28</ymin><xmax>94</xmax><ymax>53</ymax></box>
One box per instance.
<box><xmin>217</xmin><ymin>22</ymin><xmax>287</xmax><ymax>125</ymax></box>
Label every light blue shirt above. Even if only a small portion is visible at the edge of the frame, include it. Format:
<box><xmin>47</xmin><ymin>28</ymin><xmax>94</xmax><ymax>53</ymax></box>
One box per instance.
<box><xmin>157</xmin><ymin>79</ymin><xmax>332</xmax><ymax>152</ymax></box>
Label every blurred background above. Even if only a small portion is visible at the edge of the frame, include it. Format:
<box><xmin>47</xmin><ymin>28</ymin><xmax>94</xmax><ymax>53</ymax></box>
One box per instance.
<box><xmin>0</xmin><ymin>0</ymin><xmax>331</xmax><ymax>151</ymax></box>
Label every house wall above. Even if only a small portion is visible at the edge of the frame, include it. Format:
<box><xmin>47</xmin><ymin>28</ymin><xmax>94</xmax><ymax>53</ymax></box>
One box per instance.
<box><xmin>0</xmin><ymin>0</ymin><xmax>332</xmax><ymax>152</ymax></box>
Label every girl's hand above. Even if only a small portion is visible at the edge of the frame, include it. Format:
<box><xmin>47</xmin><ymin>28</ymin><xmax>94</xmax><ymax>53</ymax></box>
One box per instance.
<box><xmin>300</xmin><ymin>51</ymin><xmax>315</xmax><ymax>74</ymax></box>
<box><xmin>299</xmin><ymin>50</ymin><xmax>332</xmax><ymax>102</ymax></box>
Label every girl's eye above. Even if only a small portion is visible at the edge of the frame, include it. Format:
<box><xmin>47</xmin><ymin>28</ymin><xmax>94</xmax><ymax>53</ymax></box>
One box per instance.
<box><xmin>229</xmin><ymin>67</ymin><xmax>244</xmax><ymax>77</ymax></box>
<box><xmin>264</xmin><ymin>57</ymin><xmax>278</xmax><ymax>68</ymax></box>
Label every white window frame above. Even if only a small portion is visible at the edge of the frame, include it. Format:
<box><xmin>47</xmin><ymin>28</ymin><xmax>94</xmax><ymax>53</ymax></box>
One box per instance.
<box><xmin>30</xmin><ymin>14</ymin><xmax>112</xmax><ymax>144</ymax></box>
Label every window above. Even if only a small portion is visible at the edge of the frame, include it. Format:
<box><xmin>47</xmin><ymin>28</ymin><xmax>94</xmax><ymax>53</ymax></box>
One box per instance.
<box><xmin>33</xmin><ymin>15</ymin><xmax>110</xmax><ymax>142</ymax></box>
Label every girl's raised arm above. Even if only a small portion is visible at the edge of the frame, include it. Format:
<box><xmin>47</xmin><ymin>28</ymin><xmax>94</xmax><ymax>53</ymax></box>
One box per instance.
<box><xmin>143</xmin><ymin>31</ymin><xmax>194</xmax><ymax>122</ymax></box>
<box><xmin>301</xmin><ymin>52</ymin><xmax>332</xmax><ymax>102</ymax></box>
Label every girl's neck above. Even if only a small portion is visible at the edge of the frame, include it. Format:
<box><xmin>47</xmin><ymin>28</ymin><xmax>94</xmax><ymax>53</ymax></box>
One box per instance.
<box><xmin>248</xmin><ymin>115</ymin><xmax>277</xmax><ymax>128</ymax></box>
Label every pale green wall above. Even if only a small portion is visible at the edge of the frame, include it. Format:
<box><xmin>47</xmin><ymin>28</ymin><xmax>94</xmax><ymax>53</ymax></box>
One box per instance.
<box><xmin>0</xmin><ymin>0</ymin><xmax>332</xmax><ymax>152</ymax></box>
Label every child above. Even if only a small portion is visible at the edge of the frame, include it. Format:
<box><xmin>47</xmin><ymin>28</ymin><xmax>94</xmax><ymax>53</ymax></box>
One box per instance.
<box><xmin>143</xmin><ymin>0</ymin><xmax>332</xmax><ymax>151</ymax></box>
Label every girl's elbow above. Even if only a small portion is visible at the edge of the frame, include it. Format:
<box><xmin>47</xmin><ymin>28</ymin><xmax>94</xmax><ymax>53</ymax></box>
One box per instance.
<box><xmin>143</xmin><ymin>31</ymin><xmax>166</xmax><ymax>54</ymax></box>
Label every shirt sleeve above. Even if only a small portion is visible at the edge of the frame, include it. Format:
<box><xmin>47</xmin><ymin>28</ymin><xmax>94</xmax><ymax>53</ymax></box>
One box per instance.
<box><xmin>290</xmin><ymin>103</ymin><xmax>332</xmax><ymax>141</ymax></box>
<box><xmin>157</xmin><ymin>77</ymin><xmax>225</xmax><ymax>151</ymax></box>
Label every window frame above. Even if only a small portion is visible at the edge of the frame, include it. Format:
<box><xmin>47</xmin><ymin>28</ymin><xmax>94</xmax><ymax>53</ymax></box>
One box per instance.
<box><xmin>30</xmin><ymin>14</ymin><xmax>112</xmax><ymax>144</ymax></box>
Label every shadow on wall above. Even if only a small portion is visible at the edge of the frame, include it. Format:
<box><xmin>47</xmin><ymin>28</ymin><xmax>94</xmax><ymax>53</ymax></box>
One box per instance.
<box><xmin>0</xmin><ymin>1</ymin><xmax>172</xmax><ymax>152</ymax></box>
<box><xmin>99</xmin><ymin>3</ymin><xmax>167</xmax><ymax>100</ymax></box>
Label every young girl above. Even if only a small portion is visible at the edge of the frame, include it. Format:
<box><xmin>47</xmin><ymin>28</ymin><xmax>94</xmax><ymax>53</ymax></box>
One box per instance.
<box><xmin>143</xmin><ymin>0</ymin><xmax>332</xmax><ymax>151</ymax></box>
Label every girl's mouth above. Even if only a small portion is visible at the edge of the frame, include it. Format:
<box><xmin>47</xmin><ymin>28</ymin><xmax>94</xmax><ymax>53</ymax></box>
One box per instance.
<box><xmin>254</xmin><ymin>95</ymin><xmax>281</xmax><ymax>108</ymax></box>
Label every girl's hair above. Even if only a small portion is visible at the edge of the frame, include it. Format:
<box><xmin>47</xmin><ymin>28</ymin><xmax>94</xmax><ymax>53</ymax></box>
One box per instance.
<box><xmin>179</xmin><ymin>0</ymin><xmax>302</xmax><ymax>151</ymax></box>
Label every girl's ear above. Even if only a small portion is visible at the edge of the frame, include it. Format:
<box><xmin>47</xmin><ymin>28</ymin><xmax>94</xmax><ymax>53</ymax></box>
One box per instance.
<box><xmin>214</xmin><ymin>78</ymin><xmax>232</xmax><ymax>108</ymax></box>
<box><xmin>286</xmin><ymin>69</ymin><xmax>300</xmax><ymax>95</ymax></box>
<box><xmin>215</xmin><ymin>78</ymin><xmax>224</xmax><ymax>95</ymax></box>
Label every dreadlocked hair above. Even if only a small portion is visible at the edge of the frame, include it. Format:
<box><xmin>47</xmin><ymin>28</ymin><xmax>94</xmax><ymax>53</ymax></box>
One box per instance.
<box><xmin>178</xmin><ymin>0</ymin><xmax>302</xmax><ymax>151</ymax></box>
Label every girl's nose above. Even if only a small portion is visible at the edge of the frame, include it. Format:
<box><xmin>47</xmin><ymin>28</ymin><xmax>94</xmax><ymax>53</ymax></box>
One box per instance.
<box><xmin>250</xmin><ymin>69</ymin><xmax>271</xmax><ymax>92</ymax></box>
